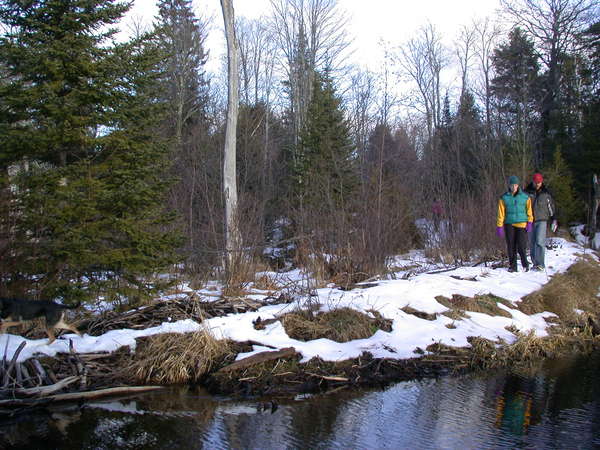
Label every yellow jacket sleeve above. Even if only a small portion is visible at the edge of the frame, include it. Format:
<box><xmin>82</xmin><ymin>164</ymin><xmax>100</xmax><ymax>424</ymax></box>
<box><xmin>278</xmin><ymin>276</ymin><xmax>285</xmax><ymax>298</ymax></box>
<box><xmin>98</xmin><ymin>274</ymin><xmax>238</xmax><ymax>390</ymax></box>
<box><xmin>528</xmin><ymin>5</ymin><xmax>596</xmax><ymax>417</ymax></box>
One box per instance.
<box><xmin>496</xmin><ymin>199</ymin><xmax>505</xmax><ymax>227</ymax></box>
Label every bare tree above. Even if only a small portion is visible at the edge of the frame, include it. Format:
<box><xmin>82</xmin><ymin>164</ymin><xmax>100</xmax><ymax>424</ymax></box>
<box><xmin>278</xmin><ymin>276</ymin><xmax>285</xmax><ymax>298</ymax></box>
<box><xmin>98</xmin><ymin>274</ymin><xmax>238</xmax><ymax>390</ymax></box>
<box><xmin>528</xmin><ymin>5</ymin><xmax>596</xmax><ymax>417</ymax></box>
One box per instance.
<box><xmin>501</xmin><ymin>0</ymin><xmax>597</xmax><ymax>67</ymax></box>
<box><xmin>346</xmin><ymin>67</ymin><xmax>376</xmax><ymax>174</ymax></box>
<box><xmin>237</xmin><ymin>17</ymin><xmax>258</xmax><ymax>106</ymax></box>
<box><xmin>234</xmin><ymin>15</ymin><xmax>284</xmax><ymax>245</ymax></box>
<box><xmin>236</xmin><ymin>17</ymin><xmax>279</xmax><ymax>106</ymax></box>
<box><xmin>394</xmin><ymin>23</ymin><xmax>448</xmax><ymax>140</ymax></box>
<box><xmin>268</xmin><ymin>0</ymin><xmax>352</xmax><ymax>147</ymax></box>
<box><xmin>221</xmin><ymin>0</ymin><xmax>241</xmax><ymax>275</ymax></box>
<box><xmin>473</xmin><ymin>17</ymin><xmax>504</xmax><ymax>152</ymax></box>
<box><xmin>455</xmin><ymin>24</ymin><xmax>477</xmax><ymax>97</ymax></box>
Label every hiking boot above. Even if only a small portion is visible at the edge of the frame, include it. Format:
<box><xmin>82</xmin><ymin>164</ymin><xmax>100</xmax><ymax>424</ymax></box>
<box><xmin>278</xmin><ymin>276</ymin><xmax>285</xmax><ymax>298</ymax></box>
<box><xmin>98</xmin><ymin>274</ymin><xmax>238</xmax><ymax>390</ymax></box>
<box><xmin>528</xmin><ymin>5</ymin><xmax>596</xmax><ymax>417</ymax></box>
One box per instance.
<box><xmin>508</xmin><ymin>267</ymin><xmax>517</xmax><ymax>273</ymax></box>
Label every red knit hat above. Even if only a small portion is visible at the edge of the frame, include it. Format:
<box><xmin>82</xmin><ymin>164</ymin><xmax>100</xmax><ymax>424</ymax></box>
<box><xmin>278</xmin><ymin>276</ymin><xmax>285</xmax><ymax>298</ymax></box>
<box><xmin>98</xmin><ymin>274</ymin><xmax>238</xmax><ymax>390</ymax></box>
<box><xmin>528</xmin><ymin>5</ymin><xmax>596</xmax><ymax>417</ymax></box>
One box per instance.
<box><xmin>533</xmin><ymin>173</ymin><xmax>543</xmax><ymax>183</ymax></box>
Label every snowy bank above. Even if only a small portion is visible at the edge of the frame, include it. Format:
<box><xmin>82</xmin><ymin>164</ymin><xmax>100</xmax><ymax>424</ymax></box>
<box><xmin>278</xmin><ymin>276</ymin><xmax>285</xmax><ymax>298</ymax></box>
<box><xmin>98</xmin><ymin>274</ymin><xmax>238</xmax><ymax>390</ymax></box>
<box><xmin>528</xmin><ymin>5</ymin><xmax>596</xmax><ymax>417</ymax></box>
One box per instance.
<box><xmin>0</xmin><ymin>237</ymin><xmax>595</xmax><ymax>365</ymax></box>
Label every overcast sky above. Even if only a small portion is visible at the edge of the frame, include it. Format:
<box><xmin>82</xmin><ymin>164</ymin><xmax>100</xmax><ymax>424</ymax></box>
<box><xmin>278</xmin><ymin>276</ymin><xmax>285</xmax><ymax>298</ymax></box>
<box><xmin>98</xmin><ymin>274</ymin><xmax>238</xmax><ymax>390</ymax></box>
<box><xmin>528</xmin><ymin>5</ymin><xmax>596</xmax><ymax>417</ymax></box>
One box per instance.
<box><xmin>124</xmin><ymin>0</ymin><xmax>502</xmax><ymax>73</ymax></box>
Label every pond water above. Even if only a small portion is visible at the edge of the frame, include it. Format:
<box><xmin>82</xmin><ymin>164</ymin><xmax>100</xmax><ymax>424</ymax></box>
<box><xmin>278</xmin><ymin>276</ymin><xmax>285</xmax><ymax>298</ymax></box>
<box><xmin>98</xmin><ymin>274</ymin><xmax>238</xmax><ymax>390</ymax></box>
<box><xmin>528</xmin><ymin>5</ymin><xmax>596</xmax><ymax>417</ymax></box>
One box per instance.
<box><xmin>2</xmin><ymin>351</ymin><xmax>600</xmax><ymax>449</ymax></box>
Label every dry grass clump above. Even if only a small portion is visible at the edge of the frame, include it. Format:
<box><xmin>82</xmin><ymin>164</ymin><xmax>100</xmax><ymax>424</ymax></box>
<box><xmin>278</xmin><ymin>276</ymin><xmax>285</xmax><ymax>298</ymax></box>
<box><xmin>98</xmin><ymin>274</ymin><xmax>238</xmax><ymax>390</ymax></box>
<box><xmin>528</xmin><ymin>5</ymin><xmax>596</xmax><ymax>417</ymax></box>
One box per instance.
<box><xmin>467</xmin><ymin>326</ymin><xmax>596</xmax><ymax>370</ymax></box>
<box><xmin>519</xmin><ymin>257</ymin><xmax>600</xmax><ymax>324</ymax></box>
<box><xmin>435</xmin><ymin>293</ymin><xmax>513</xmax><ymax>319</ymax></box>
<box><xmin>442</xmin><ymin>309</ymin><xmax>469</xmax><ymax>321</ymax></box>
<box><xmin>129</xmin><ymin>330</ymin><xmax>233</xmax><ymax>384</ymax></box>
<box><xmin>282</xmin><ymin>307</ymin><xmax>389</xmax><ymax>343</ymax></box>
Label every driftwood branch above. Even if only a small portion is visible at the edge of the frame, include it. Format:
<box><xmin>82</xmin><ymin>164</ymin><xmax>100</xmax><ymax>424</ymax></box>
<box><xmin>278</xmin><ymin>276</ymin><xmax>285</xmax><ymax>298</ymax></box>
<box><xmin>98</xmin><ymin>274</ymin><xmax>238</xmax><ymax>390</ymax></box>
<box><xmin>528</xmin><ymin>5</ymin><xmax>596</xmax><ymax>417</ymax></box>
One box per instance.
<box><xmin>307</xmin><ymin>373</ymin><xmax>349</xmax><ymax>382</ymax></box>
<box><xmin>0</xmin><ymin>385</ymin><xmax>163</xmax><ymax>407</ymax></box>
<box><xmin>15</xmin><ymin>376</ymin><xmax>80</xmax><ymax>397</ymax></box>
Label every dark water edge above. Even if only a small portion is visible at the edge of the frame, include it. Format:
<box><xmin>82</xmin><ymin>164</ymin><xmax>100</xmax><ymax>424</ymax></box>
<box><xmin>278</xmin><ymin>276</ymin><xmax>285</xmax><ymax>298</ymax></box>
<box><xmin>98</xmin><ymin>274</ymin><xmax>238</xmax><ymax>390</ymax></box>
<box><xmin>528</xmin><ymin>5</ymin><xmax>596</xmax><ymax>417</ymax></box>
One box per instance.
<box><xmin>3</xmin><ymin>351</ymin><xmax>600</xmax><ymax>450</ymax></box>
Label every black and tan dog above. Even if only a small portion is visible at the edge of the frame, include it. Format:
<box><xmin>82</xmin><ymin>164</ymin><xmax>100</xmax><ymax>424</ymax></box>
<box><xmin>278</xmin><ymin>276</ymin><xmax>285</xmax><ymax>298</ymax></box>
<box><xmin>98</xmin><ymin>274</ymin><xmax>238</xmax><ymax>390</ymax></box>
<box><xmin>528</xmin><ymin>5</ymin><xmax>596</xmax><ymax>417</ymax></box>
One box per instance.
<box><xmin>0</xmin><ymin>297</ymin><xmax>82</xmax><ymax>344</ymax></box>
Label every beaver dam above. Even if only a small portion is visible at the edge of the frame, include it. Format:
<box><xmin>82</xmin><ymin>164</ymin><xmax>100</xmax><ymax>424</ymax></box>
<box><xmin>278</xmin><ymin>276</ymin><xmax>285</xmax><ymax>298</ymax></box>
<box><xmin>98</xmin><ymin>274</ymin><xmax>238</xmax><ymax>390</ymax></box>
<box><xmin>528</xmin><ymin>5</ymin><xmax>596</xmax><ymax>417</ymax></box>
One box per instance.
<box><xmin>1</xmin><ymin>238</ymin><xmax>600</xmax><ymax>414</ymax></box>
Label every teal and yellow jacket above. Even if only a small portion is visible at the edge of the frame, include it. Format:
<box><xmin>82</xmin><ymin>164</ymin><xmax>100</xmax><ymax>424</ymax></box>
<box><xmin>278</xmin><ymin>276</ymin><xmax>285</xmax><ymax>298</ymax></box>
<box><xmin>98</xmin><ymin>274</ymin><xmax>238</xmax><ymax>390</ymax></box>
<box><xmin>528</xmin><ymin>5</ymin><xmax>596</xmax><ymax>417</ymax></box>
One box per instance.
<box><xmin>497</xmin><ymin>189</ymin><xmax>533</xmax><ymax>228</ymax></box>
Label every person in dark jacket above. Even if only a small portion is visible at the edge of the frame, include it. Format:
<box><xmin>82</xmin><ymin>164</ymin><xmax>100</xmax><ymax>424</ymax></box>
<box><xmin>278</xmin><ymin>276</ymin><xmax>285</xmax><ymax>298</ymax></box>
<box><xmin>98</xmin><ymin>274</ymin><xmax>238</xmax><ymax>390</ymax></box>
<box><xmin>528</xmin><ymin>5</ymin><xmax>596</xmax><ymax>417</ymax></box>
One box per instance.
<box><xmin>524</xmin><ymin>173</ymin><xmax>557</xmax><ymax>271</ymax></box>
<box><xmin>497</xmin><ymin>175</ymin><xmax>533</xmax><ymax>272</ymax></box>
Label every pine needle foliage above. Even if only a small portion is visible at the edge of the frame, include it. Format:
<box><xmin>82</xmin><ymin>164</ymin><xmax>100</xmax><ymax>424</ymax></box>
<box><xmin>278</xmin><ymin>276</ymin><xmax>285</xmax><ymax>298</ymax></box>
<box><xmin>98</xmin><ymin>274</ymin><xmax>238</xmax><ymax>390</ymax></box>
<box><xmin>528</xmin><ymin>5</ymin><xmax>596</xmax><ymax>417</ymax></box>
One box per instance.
<box><xmin>543</xmin><ymin>149</ymin><xmax>584</xmax><ymax>224</ymax></box>
<box><xmin>0</xmin><ymin>0</ymin><xmax>182</xmax><ymax>303</ymax></box>
<box><xmin>292</xmin><ymin>69</ymin><xmax>357</xmax><ymax>211</ymax></box>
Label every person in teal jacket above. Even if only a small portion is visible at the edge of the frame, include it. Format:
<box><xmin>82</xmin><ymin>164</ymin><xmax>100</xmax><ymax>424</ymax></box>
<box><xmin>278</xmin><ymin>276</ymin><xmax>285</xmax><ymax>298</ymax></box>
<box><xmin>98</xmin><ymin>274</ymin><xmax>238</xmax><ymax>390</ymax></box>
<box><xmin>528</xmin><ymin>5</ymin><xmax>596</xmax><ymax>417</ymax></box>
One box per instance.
<box><xmin>496</xmin><ymin>175</ymin><xmax>534</xmax><ymax>272</ymax></box>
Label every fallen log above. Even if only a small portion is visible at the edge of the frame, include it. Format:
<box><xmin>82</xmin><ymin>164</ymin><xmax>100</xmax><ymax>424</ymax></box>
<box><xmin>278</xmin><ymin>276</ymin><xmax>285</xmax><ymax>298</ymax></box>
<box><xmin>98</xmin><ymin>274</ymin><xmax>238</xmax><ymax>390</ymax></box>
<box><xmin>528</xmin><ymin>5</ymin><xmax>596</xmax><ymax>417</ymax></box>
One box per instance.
<box><xmin>218</xmin><ymin>347</ymin><xmax>298</xmax><ymax>373</ymax></box>
<box><xmin>0</xmin><ymin>385</ymin><xmax>164</xmax><ymax>408</ymax></box>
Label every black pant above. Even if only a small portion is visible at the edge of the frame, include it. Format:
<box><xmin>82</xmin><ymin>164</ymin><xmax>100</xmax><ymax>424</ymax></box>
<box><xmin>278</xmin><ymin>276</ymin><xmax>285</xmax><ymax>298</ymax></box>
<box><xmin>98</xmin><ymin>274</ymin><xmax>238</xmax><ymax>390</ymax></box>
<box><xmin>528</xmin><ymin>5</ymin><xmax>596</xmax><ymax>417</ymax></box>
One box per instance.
<box><xmin>504</xmin><ymin>224</ymin><xmax>529</xmax><ymax>270</ymax></box>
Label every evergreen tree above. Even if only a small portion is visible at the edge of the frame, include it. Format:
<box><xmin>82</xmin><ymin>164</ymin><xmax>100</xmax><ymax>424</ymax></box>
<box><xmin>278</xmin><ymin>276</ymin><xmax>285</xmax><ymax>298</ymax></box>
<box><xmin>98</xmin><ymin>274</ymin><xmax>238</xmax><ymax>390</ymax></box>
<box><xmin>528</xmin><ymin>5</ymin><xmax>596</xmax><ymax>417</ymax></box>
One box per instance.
<box><xmin>491</xmin><ymin>27</ymin><xmax>542</xmax><ymax>173</ymax></box>
<box><xmin>0</xmin><ymin>0</ymin><xmax>181</xmax><ymax>302</ymax></box>
<box><xmin>154</xmin><ymin>0</ymin><xmax>209</xmax><ymax>148</ymax></box>
<box><xmin>365</xmin><ymin>123</ymin><xmax>396</xmax><ymax>175</ymax></box>
<box><xmin>454</xmin><ymin>90</ymin><xmax>484</xmax><ymax>189</ymax></box>
<box><xmin>152</xmin><ymin>0</ymin><xmax>212</xmax><ymax>267</ymax></box>
<box><xmin>571</xmin><ymin>21</ymin><xmax>600</xmax><ymax>196</ymax></box>
<box><xmin>293</xmin><ymin>70</ymin><xmax>357</xmax><ymax>212</ymax></box>
<box><xmin>431</xmin><ymin>92</ymin><xmax>483</xmax><ymax>195</ymax></box>
<box><xmin>544</xmin><ymin>150</ymin><xmax>583</xmax><ymax>224</ymax></box>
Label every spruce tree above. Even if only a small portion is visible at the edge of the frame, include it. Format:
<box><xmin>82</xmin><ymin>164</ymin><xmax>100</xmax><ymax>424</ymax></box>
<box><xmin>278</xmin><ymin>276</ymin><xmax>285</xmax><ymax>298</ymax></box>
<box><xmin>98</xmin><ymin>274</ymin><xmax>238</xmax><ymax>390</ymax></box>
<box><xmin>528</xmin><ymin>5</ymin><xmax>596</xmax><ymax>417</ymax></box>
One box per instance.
<box><xmin>293</xmin><ymin>70</ymin><xmax>357</xmax><ymax>211</ymax></box>
<box><xmin>544</xmin><ymin>150</ymin><xmax>583</xmax><ymax>225</ymax></box>
<box><xmin>572</xmin><ymin>21</ymin><xmax>600</xmax><ymax>196</ymax></box>
<box><xmin>454</xmin><ymin>90</ymin><xmax>484</xmax><ymax>189</ymax></box>
<box><xmin>491</xmin><ymin>27</ymin><xmax>542</xmax><ymax>173</ymax></box>
<box><xmin>0</xmin><ymin>0</ymin><xmax>181</xmax><ymax>303</ymax></box>
<box><xmin>154</xmin><ymin>0</ymin><xmax>209</xmax><ymax>148</ymax></box>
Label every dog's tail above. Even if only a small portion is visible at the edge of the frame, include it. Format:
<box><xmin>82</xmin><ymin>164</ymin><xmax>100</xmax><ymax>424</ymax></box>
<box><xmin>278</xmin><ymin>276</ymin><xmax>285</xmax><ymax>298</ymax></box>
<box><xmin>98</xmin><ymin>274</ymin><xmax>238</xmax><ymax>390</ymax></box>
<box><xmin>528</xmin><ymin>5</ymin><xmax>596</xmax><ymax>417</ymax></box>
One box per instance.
<box><xmin>60</xmin><ymin>301</ymin><xmax>82</xmax><ymax>310</ymax></box>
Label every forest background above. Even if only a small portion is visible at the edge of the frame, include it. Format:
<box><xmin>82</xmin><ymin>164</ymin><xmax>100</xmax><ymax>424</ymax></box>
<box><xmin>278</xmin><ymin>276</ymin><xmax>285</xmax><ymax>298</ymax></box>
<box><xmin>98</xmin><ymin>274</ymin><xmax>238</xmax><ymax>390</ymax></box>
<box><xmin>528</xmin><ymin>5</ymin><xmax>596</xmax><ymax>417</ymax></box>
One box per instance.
<box><xmin>0</xmin><ymin>0</ymin><xmax>598</xmax><ymax>306</ymax></box>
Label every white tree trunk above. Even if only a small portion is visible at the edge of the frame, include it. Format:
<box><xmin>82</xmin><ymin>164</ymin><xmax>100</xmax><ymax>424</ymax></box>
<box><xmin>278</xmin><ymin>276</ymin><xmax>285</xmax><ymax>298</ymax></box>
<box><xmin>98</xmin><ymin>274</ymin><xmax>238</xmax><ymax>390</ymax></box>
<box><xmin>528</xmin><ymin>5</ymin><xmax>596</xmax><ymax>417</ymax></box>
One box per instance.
<box><xmin>221</xmin><ymin>0</ymin><xmax>241</xmax><ymax>273</ymax></box>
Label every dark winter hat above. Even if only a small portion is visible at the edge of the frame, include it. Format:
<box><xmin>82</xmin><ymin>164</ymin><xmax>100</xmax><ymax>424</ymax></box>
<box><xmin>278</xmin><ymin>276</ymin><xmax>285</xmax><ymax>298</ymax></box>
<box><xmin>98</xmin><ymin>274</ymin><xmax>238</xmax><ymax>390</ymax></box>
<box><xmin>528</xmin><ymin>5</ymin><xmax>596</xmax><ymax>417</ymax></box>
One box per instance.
<box><xmin>508</xmin><ymin>175</ymin><xmax>520</xmax><ymax>185</ymax></box>
<box><xmin>533</xmin><ymin>173</ymin><xmax>543</xmax><ymax>183</ymax></box>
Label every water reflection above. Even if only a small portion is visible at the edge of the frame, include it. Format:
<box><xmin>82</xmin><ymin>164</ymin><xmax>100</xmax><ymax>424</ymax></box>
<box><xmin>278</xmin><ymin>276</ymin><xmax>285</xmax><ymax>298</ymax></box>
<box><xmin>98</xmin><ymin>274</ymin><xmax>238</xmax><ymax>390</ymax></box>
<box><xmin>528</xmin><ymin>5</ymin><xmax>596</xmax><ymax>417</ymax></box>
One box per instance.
<box><xmin>2</xmin><ymin>352</ymin><xmax>600</xmax><ymax>449</ymax></box>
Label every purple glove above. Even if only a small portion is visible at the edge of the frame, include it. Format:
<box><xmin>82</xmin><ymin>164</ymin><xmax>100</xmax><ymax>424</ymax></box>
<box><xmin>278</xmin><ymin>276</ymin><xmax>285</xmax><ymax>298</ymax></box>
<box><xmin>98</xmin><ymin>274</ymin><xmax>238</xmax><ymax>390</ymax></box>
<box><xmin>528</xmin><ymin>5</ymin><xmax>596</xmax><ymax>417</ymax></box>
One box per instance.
<box><xmin>496</xmin><ymin>226</ymin><xmax>504</xmax><ymax>238</ymax></box>
<box><xmin>526</xmin><ymin>222</ymin><xmax>532</xmax><ymax>233</ymax></box>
